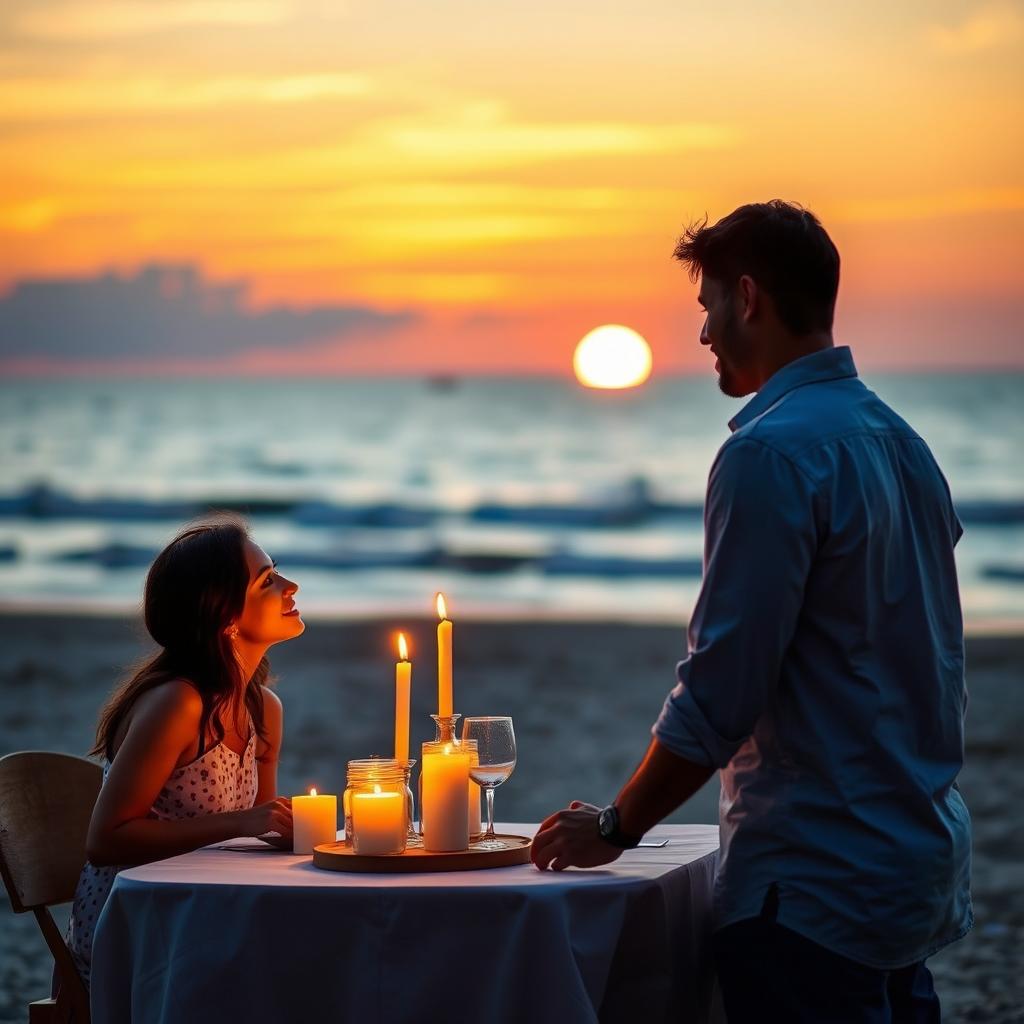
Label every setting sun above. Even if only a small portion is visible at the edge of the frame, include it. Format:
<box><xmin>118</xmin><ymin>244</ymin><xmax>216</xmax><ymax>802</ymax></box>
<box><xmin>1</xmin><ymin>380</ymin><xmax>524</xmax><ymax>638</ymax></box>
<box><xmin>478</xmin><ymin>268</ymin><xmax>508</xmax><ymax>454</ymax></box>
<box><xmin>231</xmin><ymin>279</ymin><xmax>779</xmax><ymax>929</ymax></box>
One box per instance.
<box><xmin>573</xmin><ymin>325</ymin><xmax>653</xmax><ymax>389</ymax></box>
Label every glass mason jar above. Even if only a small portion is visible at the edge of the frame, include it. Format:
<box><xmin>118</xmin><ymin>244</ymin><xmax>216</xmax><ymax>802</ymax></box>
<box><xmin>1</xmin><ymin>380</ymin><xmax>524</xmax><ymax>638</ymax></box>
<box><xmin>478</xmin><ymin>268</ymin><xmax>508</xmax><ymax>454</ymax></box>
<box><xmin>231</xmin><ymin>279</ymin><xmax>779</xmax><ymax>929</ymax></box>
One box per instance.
<box><xmin>344</xmin><ymin>758</ymin><xmax>409</xmax><ymax>855</ymax></box>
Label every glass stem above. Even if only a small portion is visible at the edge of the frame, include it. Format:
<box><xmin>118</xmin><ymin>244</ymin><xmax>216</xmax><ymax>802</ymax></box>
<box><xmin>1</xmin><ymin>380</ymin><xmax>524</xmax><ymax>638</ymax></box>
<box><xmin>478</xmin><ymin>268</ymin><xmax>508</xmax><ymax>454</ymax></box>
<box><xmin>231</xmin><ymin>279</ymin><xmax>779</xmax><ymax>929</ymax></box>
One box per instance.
<box><xmin>485</xmin><ymin>786</ymin><xmax>496</xmax><ymax>838</ymax></box>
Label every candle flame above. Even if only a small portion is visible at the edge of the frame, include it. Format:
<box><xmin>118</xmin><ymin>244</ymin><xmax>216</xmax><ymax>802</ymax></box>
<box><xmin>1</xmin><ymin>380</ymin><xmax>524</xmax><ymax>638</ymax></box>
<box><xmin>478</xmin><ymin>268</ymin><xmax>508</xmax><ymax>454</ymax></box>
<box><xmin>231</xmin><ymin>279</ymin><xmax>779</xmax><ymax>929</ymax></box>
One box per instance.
<box><xmin>436</xmin><ymin>592</ymin><xmax>448</xmax><ymax>620</ymax></box>
<box><xmin>397</xmin><ymin>632</ymin><xmax>409</xmax><ymax>661</ymax></box>
<box><xmin>373</xmin><ymin>783</ymin><xmax>382</xmax><ymax>794</ymax></box>
<box><xmin>310</xmin><ymin>787</ymin><xmax>317</xmax><ymax>797</ymax></box>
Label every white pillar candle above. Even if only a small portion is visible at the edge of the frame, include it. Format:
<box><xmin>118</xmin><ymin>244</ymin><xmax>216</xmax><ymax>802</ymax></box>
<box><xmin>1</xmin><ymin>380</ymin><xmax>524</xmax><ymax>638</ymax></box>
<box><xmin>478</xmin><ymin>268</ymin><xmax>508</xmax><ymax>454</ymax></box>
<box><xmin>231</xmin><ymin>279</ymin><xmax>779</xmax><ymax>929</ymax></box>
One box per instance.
<box><xmin>351</xmin><ymin>784</ymin><xmax>407</xmax><ymax>856</ymax></box>
<box><xmin>422</xmin><ymin>742</ymin><xmax>470</xmax><ymax>851</ymax></box>
<box><xmin>292</xmin><ymin>788</ymin><xmax>337</xmax><ymax>854</ymax></box>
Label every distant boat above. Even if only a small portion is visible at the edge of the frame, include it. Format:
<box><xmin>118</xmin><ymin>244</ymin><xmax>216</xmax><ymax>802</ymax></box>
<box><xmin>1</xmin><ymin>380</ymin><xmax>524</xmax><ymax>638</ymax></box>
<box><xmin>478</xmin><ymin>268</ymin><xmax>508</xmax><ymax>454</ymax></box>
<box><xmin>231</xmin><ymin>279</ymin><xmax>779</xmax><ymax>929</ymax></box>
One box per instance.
<box><xmin>426</xmin><ymin>374</ymin><xmax>460</xmax><ymax>392</ymax></box>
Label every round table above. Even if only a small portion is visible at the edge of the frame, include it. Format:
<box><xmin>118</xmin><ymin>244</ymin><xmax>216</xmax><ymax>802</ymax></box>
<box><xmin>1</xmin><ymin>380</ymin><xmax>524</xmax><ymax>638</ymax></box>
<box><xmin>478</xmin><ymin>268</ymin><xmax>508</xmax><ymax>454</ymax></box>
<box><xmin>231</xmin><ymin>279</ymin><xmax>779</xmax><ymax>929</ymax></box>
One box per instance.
<box><xmin>91</xmin><ymin>823</ymin><xmax>722</xmax><ymax>1024</ymax></box>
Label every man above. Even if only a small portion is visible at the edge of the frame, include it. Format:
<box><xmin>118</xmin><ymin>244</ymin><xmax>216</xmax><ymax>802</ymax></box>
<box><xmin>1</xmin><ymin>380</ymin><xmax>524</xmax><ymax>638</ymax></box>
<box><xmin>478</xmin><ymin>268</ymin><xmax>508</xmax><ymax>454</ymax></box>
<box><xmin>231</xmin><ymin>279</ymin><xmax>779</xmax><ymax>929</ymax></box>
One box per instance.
<box><xmin>531</xmin><ymin>201</ymin><xmax>972</xmax><ymax>1022</ymax></box>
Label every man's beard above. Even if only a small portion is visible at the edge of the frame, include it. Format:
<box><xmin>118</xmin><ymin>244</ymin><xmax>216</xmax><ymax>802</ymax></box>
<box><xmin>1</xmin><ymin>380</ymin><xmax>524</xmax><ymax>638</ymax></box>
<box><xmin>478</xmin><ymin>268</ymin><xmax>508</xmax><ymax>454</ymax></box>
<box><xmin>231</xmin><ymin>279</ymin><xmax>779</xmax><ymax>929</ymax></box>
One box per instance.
<box><xmin>717</xmin><ymin>364</ymin><xmax>746</xmax><ymax>398</ymax></box>
<box><xmin>714</xmin><ymin>306</ymin><xmax>748</xmax><ymax>398</ymax></box>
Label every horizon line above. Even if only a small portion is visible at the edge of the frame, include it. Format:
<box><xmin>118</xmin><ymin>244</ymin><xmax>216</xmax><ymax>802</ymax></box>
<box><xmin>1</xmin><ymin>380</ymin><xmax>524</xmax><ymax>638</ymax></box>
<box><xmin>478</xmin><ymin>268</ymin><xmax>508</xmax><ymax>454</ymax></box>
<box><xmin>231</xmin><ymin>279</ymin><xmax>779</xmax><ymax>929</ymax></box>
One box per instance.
<box><xmin>2</xmin><ymin>362</ymin><xmax>1024</xmax><ymax>381</ymax></box>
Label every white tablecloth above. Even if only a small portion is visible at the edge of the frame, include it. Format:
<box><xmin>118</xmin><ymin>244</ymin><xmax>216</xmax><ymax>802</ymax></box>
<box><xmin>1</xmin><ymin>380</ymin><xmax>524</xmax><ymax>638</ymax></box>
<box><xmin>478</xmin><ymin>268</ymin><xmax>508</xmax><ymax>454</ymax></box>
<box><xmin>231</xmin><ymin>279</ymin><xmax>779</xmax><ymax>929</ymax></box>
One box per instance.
<box><xmin>92</xmin><ymin>823</ymin><xmax>722</xmax><ymax>1024</ymax></box>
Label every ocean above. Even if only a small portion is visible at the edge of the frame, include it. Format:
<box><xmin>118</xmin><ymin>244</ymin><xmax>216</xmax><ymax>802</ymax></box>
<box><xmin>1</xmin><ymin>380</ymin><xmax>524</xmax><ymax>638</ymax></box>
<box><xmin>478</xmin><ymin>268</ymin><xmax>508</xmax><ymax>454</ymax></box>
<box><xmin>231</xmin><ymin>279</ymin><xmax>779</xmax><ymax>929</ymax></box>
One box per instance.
<box><xmin>1</xmin><ymin>372</ymin><xmax>1022</xmax><ymax>626</ymax></box>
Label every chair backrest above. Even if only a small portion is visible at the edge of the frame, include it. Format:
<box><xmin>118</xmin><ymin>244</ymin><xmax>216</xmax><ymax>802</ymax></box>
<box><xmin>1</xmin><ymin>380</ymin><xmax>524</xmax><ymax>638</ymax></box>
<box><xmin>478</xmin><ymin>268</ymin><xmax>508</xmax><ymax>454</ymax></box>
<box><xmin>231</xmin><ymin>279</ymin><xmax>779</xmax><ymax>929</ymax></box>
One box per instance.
<box><xmin>0</xmin><ymin>751</ymin><xmax>102</xmax><ymax>913</ymax></box>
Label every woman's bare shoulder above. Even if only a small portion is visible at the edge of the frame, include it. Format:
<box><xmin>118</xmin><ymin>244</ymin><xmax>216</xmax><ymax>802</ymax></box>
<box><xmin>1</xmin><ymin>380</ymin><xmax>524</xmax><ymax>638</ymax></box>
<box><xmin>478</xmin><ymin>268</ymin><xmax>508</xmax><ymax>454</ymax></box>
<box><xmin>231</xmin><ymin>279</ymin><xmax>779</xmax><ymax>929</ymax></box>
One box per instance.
<box><xmin>120</xmin><ymin>679</ymin><xmax>204</xmax><ymax>742</ymax></box>
<box><xmin>260</xmin><ymin>685</ymin><xmax>283</xmax><ymax>714</ymax></box>
<box><xmin>110</xmin><ymin>678</ymin><xmax>204</xmax><ymax>761</ymax></box>
<box><xmin>134</xmin><ymin>678</ymin><xmax>204</xmax><ymax>718</ymax></box>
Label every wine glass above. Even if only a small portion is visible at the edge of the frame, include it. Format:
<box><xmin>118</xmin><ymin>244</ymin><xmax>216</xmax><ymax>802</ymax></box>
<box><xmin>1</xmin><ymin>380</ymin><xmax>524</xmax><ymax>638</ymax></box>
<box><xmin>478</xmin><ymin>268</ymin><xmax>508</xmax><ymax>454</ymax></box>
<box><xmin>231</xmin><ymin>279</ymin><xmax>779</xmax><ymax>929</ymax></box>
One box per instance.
<box><xmin>462</xmin><ymin>716</ymin><xmax>516</xmax><ymax>850</ymax></box>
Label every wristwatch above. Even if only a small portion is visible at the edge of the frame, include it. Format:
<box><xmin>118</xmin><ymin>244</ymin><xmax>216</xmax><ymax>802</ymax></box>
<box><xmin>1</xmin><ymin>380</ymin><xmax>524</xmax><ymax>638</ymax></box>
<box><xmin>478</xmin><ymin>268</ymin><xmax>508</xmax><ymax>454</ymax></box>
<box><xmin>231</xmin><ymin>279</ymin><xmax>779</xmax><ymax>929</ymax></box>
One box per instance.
<box><xmin>597</xmin><ymin>804</ymin><xmax>642</xmax><ymax>849</ymax></box>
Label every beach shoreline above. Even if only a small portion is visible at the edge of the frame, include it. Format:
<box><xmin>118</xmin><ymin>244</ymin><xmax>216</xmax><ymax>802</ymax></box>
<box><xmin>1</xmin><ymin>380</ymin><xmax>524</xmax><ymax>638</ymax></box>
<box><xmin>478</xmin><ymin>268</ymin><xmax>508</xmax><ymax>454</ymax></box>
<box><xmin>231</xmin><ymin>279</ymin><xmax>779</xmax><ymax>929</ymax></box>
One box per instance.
<box><xmin>1</xmin><ymin>613</ymin><xmax>1021</xmax><ymax>1022</ymax></box>
<box><xmin>3</xmin><ymin>599</ymin><xmax>1024</xmax><ymax>636</ymax></box>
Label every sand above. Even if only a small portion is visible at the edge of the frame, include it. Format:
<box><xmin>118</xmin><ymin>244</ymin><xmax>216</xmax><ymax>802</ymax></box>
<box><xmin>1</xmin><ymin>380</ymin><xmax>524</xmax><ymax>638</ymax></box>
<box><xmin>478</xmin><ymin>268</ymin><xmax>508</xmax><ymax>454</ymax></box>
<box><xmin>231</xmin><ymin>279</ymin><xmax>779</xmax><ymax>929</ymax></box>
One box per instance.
<box><xmin>1</xmin><ymin>613</ymin><xmax>1021</xmax><ymax>1023</ymax></box>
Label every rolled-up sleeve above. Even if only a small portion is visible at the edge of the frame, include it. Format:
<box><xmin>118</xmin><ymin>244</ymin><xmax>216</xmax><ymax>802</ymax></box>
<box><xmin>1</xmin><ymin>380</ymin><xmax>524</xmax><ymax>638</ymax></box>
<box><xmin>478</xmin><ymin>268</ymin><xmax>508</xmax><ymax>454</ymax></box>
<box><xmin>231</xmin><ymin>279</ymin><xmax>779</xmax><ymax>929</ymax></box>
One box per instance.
<box><xmin>653</xmin><ymin>437</ymin><xmax>818</xmax><ymax>767</ymax></box>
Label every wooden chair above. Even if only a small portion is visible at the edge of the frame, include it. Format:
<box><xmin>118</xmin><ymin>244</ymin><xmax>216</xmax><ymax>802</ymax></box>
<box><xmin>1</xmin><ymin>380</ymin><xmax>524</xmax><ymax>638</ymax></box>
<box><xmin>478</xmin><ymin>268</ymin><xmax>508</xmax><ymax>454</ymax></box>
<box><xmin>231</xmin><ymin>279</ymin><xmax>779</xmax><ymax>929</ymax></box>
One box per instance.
<box><xmin>0</xmin><ymin>751</ymin><xmax>101</xmax><ymax>1024</ymax></box>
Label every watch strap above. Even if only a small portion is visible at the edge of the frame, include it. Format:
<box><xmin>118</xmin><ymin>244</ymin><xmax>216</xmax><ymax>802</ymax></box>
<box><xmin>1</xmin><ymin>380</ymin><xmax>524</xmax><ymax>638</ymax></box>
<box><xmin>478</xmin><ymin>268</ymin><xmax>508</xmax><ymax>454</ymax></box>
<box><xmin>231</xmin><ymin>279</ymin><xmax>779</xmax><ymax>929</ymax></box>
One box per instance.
<box><xmin>598</xmin><ymin>804</ymin><xmax>642</xmax><ymax>849</ymax></box>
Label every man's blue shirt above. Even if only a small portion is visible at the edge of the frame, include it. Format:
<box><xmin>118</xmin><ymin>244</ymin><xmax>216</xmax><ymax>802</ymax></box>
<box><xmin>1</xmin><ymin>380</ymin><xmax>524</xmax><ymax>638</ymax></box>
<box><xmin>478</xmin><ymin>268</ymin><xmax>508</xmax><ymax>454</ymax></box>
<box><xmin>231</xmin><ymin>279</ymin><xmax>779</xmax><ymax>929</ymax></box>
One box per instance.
<box><xmin>653</xmin><ymin>346</ymin><xmax>972</xmax><ymax>968</ymax></box>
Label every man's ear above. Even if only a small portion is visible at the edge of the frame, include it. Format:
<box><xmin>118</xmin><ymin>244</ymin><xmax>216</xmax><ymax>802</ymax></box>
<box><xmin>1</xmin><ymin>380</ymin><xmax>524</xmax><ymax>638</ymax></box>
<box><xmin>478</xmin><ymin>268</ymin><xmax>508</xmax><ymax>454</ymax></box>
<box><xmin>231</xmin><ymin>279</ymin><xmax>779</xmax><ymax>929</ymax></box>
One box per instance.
<box><xmin>738</xmin><ymin>274</ymin><xmax>758</xmax><ymax>322</ymax></box>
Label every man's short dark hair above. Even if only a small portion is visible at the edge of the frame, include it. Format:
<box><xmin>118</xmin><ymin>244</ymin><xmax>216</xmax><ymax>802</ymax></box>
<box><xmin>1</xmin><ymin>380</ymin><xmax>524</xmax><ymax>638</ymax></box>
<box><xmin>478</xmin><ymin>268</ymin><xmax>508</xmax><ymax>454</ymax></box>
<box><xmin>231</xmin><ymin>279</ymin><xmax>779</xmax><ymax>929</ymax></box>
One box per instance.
<box><xmin>673</xmin><ymin>200</ymin><xmax>840</xmax><ymax>335</ymax></box>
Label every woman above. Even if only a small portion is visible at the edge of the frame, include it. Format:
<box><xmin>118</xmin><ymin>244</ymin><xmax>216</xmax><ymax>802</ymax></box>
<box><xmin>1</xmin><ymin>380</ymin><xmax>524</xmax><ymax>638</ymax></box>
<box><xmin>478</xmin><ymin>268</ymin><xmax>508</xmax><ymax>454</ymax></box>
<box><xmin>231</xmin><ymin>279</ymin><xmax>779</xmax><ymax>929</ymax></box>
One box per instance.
<box><xmin>66</xmin><ymin>516</ymin><xmax>301</xmax><ymax>986</ymax></box>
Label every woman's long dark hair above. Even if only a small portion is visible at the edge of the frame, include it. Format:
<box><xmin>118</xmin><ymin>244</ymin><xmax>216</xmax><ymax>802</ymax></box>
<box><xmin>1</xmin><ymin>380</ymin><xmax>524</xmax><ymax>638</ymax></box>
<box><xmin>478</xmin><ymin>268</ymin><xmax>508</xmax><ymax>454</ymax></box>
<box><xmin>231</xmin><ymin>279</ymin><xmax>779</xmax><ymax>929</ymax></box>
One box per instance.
<box><xmin>91</xmin><ymin>515</ymin><xmax>269</xmax><ymax>761</ymax></box>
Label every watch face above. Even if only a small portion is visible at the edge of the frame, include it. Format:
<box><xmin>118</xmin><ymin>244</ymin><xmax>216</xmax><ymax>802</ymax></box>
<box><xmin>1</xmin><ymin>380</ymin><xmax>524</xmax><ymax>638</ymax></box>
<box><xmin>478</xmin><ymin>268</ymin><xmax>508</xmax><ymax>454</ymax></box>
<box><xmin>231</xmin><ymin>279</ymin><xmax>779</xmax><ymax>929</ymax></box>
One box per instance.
<box><xmin>598</xmin><ymin>807</ymin><xmax>615</xmax><ymax>838</ymax></box>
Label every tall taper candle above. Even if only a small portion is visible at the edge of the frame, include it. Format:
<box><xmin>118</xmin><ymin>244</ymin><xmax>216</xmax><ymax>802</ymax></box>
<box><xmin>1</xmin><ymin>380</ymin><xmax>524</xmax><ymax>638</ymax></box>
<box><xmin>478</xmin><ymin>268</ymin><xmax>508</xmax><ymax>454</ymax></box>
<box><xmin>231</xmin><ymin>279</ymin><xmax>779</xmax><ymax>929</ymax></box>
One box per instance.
<box><xmin>436</xmin><ymin>592</ymin><xmax>453</xmax><ymax>717</ymax></box>
<box><xmin>395</xmin><ymin>632</ymin><xmax>411</xmax><ymax>763</ymax></box>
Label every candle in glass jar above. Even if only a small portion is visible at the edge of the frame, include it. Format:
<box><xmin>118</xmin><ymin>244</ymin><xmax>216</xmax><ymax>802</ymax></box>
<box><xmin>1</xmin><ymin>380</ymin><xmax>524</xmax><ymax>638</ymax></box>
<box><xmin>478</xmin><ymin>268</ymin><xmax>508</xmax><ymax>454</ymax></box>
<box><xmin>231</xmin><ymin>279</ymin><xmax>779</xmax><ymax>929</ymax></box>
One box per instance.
<box><xmin>395</xmin><ymin>632</ymin><xmax>411</xmax><ymax>763</ymax></box>
<box><xmin>421</xmin><ymin>741</ymin><xmax>470</xmax><ymax>851</ymax></box>
<box><xmin>292</xmin><ymin>787</ymin><xmax>337</xmax><ymax>854</ymax></box>
<box><xmin>436</xmin><ymin>592</ymin><xmax>453</xmax><ymax>718</ymax></box>
<box><xmin>351</xmin><ymin>784</ymin><xmax>406</xmax><ymax>855</ymax></box>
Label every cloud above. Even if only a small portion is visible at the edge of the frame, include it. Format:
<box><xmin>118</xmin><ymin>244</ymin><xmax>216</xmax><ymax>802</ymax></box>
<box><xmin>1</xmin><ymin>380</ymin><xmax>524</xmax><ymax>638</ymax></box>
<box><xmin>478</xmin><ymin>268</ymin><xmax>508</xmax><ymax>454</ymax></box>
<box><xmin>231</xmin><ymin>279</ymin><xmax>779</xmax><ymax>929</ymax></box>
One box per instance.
<box><xmin>925</xmin><ymin>2</ymin><xmax>1024</xmax><ymax>53</ymax></box>
<box><xmin>0</xmin><ymin>72</ymin><xmax>371</xmax><ymax>120</ymax></box>
<box><xmin>832</xmin><ymin>187</ymin><xmax>1024</xmax><ymax>223</ymax></box>
<box><xmin>375</xmin><ymin>109</ymin><xmax>735</xmax><ymax>168</ymax></box>
<box><xmin>14</xmin><ymin>1</ymin><xmax>291</xmax><ymax>40</ymax></box>
<box><xmin>0</xmin><ymin>263</ymin><xmax>418</xmax><ymax>364</ymax></box>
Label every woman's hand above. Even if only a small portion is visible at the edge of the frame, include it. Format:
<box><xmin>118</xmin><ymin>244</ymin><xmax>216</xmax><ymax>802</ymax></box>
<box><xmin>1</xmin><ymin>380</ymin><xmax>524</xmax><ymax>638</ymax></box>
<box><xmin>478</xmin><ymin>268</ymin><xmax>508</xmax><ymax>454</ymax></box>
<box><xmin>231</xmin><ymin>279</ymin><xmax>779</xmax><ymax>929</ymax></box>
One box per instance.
<box><xmin>235</xmin><ymin>796</ymin><xmax>293</xmax><ymax>839</ymax></box>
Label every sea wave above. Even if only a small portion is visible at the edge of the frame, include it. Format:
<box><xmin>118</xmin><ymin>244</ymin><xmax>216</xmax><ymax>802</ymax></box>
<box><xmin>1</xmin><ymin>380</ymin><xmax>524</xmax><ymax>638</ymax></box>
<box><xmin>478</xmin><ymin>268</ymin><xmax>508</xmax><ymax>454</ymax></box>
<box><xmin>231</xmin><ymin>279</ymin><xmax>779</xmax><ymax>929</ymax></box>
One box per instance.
<box><xmin>982</xmin><ymin>565</ymin><xmax>1024</xmax><ymax>583</ymax></box>
<box><xmin>4</xmin><ymin>483</ymin><xmax>1020</xmax><ymax>529</ymax></box>
<box><xmin>956</xmin><ymin>501</ymin><xmax>1024</xmax><ymax>526</ymax></box>
<box><xmin>45</xmin><ymin>541</ymin><xmax>702</xmax><ymax>579</ymax></box>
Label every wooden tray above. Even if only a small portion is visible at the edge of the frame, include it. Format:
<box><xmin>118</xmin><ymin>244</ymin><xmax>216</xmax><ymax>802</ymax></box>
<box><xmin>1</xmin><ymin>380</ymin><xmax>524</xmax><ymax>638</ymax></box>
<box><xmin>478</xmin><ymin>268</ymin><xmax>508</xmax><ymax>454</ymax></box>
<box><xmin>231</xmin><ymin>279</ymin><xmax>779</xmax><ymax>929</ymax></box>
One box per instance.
<box><xmin>312</xmin><ymin>834</ymin><xmax>532</xmax><ymax>873</ymax></box>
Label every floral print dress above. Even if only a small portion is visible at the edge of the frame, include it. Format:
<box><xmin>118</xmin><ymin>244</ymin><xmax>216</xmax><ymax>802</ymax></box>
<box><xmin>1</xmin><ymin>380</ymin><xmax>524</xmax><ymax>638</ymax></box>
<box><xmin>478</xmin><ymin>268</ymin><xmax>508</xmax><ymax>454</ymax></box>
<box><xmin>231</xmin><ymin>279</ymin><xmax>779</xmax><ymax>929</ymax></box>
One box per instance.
<box><xmin>66</xmin><ymin>730</ymin><xmax>259</xmax><ymax>987</ymax></box>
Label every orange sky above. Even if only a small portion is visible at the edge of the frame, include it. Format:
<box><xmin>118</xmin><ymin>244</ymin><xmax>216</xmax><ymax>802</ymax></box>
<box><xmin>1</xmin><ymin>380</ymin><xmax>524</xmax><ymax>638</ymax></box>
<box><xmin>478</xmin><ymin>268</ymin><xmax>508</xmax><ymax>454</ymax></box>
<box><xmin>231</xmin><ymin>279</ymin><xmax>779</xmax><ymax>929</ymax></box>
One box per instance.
<box><xmin>1</xmin><ymin>0</ymin><xmax>1022</xmax><ymax>375</ymax></box>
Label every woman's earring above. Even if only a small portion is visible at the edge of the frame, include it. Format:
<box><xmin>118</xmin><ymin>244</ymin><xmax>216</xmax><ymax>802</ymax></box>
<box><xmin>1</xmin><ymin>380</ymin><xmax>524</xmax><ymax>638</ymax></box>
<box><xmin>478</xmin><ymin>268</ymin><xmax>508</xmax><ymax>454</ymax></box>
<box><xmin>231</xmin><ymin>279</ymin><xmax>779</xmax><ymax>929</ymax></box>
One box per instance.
<box><xmin>228</xmin><ymin>625</ymin><xmax>239</xmax><ymax>640</ymax></box>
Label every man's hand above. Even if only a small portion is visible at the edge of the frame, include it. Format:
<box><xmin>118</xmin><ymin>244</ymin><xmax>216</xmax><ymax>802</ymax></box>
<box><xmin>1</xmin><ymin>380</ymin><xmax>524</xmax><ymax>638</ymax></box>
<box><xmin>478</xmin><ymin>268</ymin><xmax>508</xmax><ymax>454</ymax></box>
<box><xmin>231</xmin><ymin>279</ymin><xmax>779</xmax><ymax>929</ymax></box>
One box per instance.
<box><xmin>531</xmin><ymin>740</ymin><xmax>713</xmax><ymax>872</ymax></box>
<box><xmin>530</xmin><ymin>801</ymin><xmax>623</xmax><ymax>871</ymax></box>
